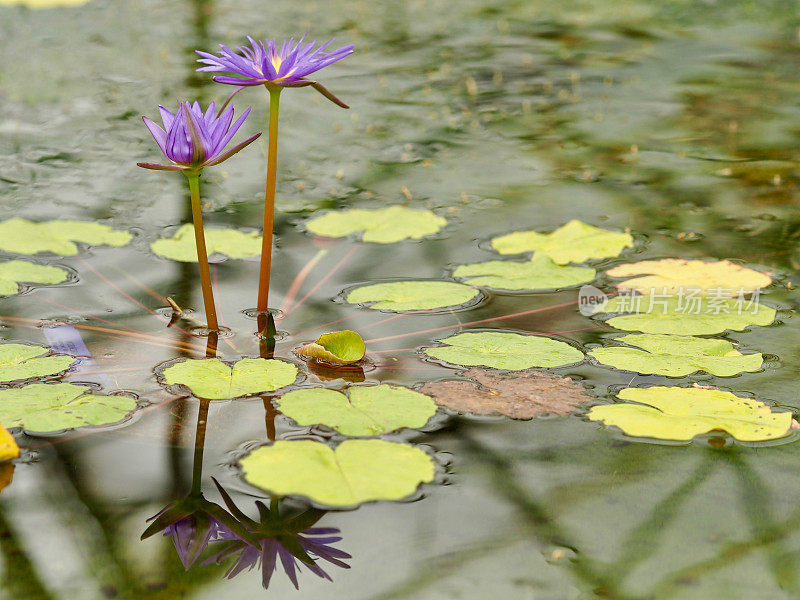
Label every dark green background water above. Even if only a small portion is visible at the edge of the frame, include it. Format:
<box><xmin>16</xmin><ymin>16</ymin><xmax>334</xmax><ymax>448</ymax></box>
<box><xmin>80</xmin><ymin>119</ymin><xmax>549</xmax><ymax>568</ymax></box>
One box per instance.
<box><xmin>2</xmin><ymin>0</ymin><xmax>800</xmax><ymax>598</ymax></box>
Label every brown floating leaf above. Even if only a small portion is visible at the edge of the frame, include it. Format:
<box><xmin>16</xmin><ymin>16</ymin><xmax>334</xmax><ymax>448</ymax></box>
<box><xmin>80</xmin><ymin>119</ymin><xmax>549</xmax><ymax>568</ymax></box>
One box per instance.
<box><xmin>418</xmin><ymin>368</ymin><xmax>590</xmax><ymax>419</ymax></box>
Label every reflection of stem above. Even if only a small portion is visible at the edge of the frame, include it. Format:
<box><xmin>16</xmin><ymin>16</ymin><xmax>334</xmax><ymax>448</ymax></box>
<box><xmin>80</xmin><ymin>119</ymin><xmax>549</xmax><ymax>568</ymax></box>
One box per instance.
<box><xmin>262</xmin><ymin>396</ymin><xmax>277</xmax><ymax>441</ymax></box>
<box><xmin>190</xmin><ymin>399</ymin><xmax>211</xmax><ymax>497</ymax></box>
<box><xmin>256</xmin><ymin>87</ymin><xmax>282</xmax><ymax>321</ymax></box>
<box><xmin>185</xmin><ymin>172</ymin><xmax>219</xmax><ymax>331</ymax></box>
<box><xmin>258</xmin><ymin>312</ymin><xmax>276</xmax><ymax>359</ymax></box>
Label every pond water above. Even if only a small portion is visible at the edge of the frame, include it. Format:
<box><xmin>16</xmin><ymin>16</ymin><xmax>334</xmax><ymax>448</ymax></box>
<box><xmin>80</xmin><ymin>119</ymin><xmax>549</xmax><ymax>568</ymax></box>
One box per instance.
<box><xmin>2</xmin><ymin>0</ymin><xmax>800</xmax><ymax>598</ymax></box>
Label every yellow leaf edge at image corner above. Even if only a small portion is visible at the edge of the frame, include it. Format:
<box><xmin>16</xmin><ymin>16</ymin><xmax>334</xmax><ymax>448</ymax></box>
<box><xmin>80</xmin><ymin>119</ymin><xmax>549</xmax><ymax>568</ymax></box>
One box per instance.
<box><xmin>0</xmin><ymin>423</ymin><xmax>19</xmax><ymax>461</ymax></box>
<box><xmin>0</xmin><ymin>0</ymin><xmax>90</xmax><ymax>8</ymax></box>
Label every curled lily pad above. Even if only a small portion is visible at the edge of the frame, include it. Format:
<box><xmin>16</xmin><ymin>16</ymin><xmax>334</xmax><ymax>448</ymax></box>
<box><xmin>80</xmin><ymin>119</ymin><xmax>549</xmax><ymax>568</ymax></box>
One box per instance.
<box><xmin>0</xmin><ymin>382</ymin><xmax>138</xmax><ymax>433</ymax></box>
<box><xmin>239</xmin><ymin>439</ymin><xmax>435</xmax><ymax>507</ymax></box>
<box><xmin>305</xmin><ymin>205</ymin><xmax>446</xmax><ymax>243</ymax></box>
<box><xmin>0</xmin><ymin>343</ymin><xmax>77</xmax><ymax>382</ymax></box>
<box><xmin>297</xmin><ymin>330</ymin><xmax>365</xmax><ymax>365</ymax></box>
<box><xmin>424</xmin><ymin>331</ymin><xmax>584</xmax><ymax>370</ymax></box>
<box><xmin>607</xmin><ymin>259</ymin><xmax>771</xmax><ymax>296</ymax></box>
<box><xmin>0</xmin><ymin>219</ymin><xmax>131</xmax><ymax>256</ymax></box>
<box><xmin>588</xmin><ymin>386</ymin><xmax>793</xmax><ymax>442</ymax></box>
<box><xmin>597</xmin><ymin>296</ymin><xmax>776</xmax><ymax>335</ymax></box>
<box><xmin>151</xmin><ymin>224</ymin><xmax>262</xmax><ymax>262</ymax></box>
<box><xmin>0</xmin><ymin>425</ymin><xmax>18</xmax><ymax>461</ymax></box>
<box><xmin>276</xmin><ymin>384</ymin><xmax>436</xmax><ymax>436</ymax></box>
<box><xmin>491</xmin><ymin>220</ymin><xmax>633</xmax><ymax>264</ymax></box>
<box><xmin>589</xmin><ymin>334</ymin><xmax>763</xmax><ymax>377</ymax></box>
<box><xmin>419</xmin><ymin>367</ymin><xmax>589</xmax><ymax>418</ymax></box>
<box><xmin>453</xmin><ymin>253</ymin><xmax>595</xmax><ymax>291</ymax></box>
<box><xmin>0</xmin><ymin>261</ymin><xmax>70</xmax><ymax>296</ymax></box>
<box><xmin>162</xmin><ymin>357</ymin><xmax>298</xmax><ymax>400</ymax></box>
<box><xmin>346</xmin><ymin>281</ymin><xmax>480</xmax><ymax>312</ymax></box>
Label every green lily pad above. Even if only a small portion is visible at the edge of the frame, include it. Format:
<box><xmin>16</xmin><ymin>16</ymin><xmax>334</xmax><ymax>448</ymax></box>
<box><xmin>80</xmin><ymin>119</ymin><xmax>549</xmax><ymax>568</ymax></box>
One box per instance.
<box><xmin>491</xmin><ymin>220</ymin><xmax>633</xmax><ymax>264</ymax></box>
<box><xmin>0</xmin><ymin>219</ymin><xmax>132</xmax><ymax>256</ymax></box>
<box><xmin>297</xmin><ymin>330</ymin><xmax>366</xmax><ymax>365</ymax></box>
<box><xmin>0</xmin><ymin>343</ymin><xmax>77</xmax><ymax>382</ymax></box>
<box><xmin>453</xmin><ymin>253</ymin><xmax>595</xmax><ymax>291</ymax></box>
<box><xmin>588</xmin><ymin>386</ymin><xmax>793</xmax><ymax>442</ymax></box>
<box><xmin>0</xmin><ymin>382</ymin><xmax>138</xmax><ymax>433</ymax></box>
<box><xmin>161</xmin><ymin>357</ymin><xmax>298</xmax><ymax>400</ymax></box>
<box><xmin>239</xmin><ymin>439</ymin><xmax>435</xmax><ymax>507</ymax></box>
<box><xmin>305</xmin><ymin>205</ymin><xmax>447</xmax><ymax>244</ymax></box>
<box><xmin>0</xmin><ymin>261</ymin><xmax>70</xmax><ymax>296</ymax></box>
<box><xmin>151</xmin><ymin>224</ymin><xmax>262</xmax><ymax>262</ymax></box>
<box><xmin>276</xmin><ymin>384</ymin><xmax>437</xmax><ymax>436</ymax></box>
<box><xmin>424</xmin><ymin>331</ymin><xmax>584</xmax><ymax>370</ymax></box>
<box><xmin>589</xmin><ymin>334</ymin><xmax>763</xmax><ymax>377</ymax></box>
<box><xmin>346</xmin><ymin>281</ymin><xmax>480</xmax><ymax>312</ymax></box>
<box><xmin>597</xmin><ymin>296</ymin><xmax>776</xmax><ymax>335</ymax></box>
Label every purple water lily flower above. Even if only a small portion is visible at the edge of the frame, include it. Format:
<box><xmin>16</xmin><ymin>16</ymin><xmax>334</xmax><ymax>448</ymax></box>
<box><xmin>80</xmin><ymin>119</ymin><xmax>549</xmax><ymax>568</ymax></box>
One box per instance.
<box><xmin>196</xmin><ymin>35</ymin><xmax>354</xmax><ymax>107</ymax></box>
<box><xmin>138</xmin><ymin>100</ymin><xmax>261</xmax><ymax>172</ymax></box>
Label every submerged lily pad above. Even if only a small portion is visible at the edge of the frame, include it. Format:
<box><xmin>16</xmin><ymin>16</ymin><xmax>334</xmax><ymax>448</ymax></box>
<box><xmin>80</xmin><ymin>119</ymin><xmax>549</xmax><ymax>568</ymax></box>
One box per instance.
<box><xmin>0</xmin><ymin>219</ymin><xmax>131</xmax><ymax>256</ymax></box>
<box><xmin>0</xmin><ymin>343</ymin><xmax>77</xmax><ymax>382</ymax></box>
<box><xmin>424</xmin><ymin>331</ymin><xmax>584</xmax><ymax>370</ymax></box>
<box><xmin>276</xmin><ymin>384</ymin><xmax>437</xmax><ymax>436</ymax></box>
<box><xmin>588</xmin><ymin>386</ymin><xmax>793</xmax><ymax>442</ymax></box>
<box><xmin>597</xmin><ymin>296</ymin><xmax>776</xmax><ymax>335</ymax></box>
<box><xmin>419</xmin><ymin>367</ymin><xmax>589</xmax><ymax>419</ymax></box>
<box><xmin>297</xmin><ymin>330</ymin><xmax>366</xmax><ymax>365</ymax></box>
<box><xmin>240</xmin><ymin>439</ymin><xmax>435</xmax><ymax>507</ymax></box>
<box><xmin>151</xmin><ymin>224</ymin><xmax>262</xmax><ymax>262</ymax></box>
<box><xmin>607</xmin><ymin>259</ymin><xmax>771</xmax><ymax>296</ymax></box>
<box><xmin>346</xmin><ymin>281</ymin><xmax>480</xmax><ymax>312</ymax></box>
<box><xmin>162</xmin><ymin>357</ymin><xmax>298</xmax><ymax>400</ymax></box>
<box><xmin>0</xmin><ymin>383</ymin><xmax>138</xmax><ymax>433</ymax></box>
<box><xmin>589</xmin><ymin>334</ymin><xmax>763</xmax><ymax>377</ymax></box>
<box><xmin>0</xmin><ymin>425</ymin><xmax>18</xmax><ymax>461</ymax></box>
<box><xmin>491</xmin><ymin>220</ymin><xmax>633</xmax><ymax>264</ymax></box>
<box><xmin>453</xmin><ymin>253</ymin><xmax>595</xmax><ymax>291</ymax></box>
<box><xmin>305</xmin><ymin>205</ymin><xmax>446</xmax><ymax>243</ymax></box>
<box><xmin>0</xmin><ymin>261</ymin><xmax>70</xmax><ymax>296</ymax></box>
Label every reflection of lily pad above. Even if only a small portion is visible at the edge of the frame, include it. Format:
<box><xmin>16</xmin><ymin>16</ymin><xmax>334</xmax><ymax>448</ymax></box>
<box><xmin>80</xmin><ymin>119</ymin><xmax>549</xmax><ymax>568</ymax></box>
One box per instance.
<box><xmin>240</xmin><ymin>439</ymin><xmax>435</xmax><ymax>507</ymax></box>
<box><xmin>0</xmin><ymin>343</ymin><xmax>77</xmax><ymax>382</ymax></box>
<box><xmin>151</xmin><ymin>224</ymin><xmax>262</xmax><ymax>262</ymax></box>
<box><xmin>0</xmin><ymin>426</ymin><xmax>18</xmax><ymax>461</ymax></box>
<box><xmin>297</xmin><ymin>330</ymin><xmax>365</xmax><ymax>365</ymax></box>
<box><xmin>588</xmin><ymin>386</ymin><xmax>792</xmax><ymax>442</ymax></box>
<box><xmin>0</xmin><ymin>261</ymin><xmax>70</xmax><ymax>296</ymax></box>
<box><xmin>607</xmin><ymin>259</ymin><xmax>771</xmax><ymax>296</ymax></box>
<box><xmin>305</xmin><ymin>206</ymin><xmax>446</xmax><ymax>243</ymax></box>
<box><xmin>589</xmin><ymin>334</ymin><xmax>763</xmax><ymax>377</ymax></box>
<box><xmin>424</xmin><ymin>332</ymin><xmax>583</xmax><ymax>370</ymax></box>
<box><xmin>453</xmin><ymin>253</ymin><xmax>595</xmax><ymax>291</ymax></box>
<box><xmin>598</xmin><ymin>296</ymin><xmax>776</xmax><ymax>335</ymax></box>
<box><xmin>419</xmin><ymin>367</ymin><xmax>589</xmax><ymax>418</ymax></box>
<box><xmin>0</xmin><ymin>383</ymin><xmax>138</xmax><ymax>433</ymax></box>
<box><xmin>0</xmin><ymin>219</ymin><xmax>131</xmax><ymax>256</ymax></box>
<box><xmin>346</xmin><ymin>281</ymin><xmax>480</xmax><ymax>312</ymax></box>
<box><xmin>491</xmin><ymin>220</ymin><xmax>633</xmax><ymax>264</ymax></box>
<box><xmin>162</xmin><ymin>357</ymin><xmax>298</xmax><ymax>400</ymax></box>
<box><xmin>276</xmin><ymin>384</ymin><xmax>436</xmax><ymax>436</ymax></box>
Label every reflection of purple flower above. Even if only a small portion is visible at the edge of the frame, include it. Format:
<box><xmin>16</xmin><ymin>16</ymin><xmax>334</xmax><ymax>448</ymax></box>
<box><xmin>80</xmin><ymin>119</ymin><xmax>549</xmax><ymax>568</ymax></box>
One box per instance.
<box><xmin>163</xmin><ymin>514</ymin><xmax>226</xmax><ymax>570</ymax></box>
<box><xmin>197</xmin><ymin>35</ymin><xmax>354</xmax><ymax>87</ymax></box>
<box><xmin>138</xmin><ymin>101</ymin><xmax>260</xmax><ymax>172</ymax></box>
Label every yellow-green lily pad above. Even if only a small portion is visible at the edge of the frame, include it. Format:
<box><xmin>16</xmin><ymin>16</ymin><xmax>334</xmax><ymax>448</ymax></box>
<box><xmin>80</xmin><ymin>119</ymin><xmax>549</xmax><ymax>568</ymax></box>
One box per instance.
<box><xmin>151</xmin><ymin>224</ymin><xmax>262</xmax><ymax>262</ymax></box>
<box><xmin>0</xmin><ymin>343</ymin><xmax>77</xmax><ymax>382</ymax></box>
<box><xmin>0</xmin><ymin>382</ymin><xmax>138</xmax><ymax>433</ymax></box>
<box><xmin>0</xmin><ymin>261</ymin><xmax>69</xmax><ymax>296</ymax></box>
<box><xmin>588</xmin><ymin>386</ymin><xmax>793</xmax><ymax>442</ymax></box>
<box><xmin>346</xmin><ymin>281</ymin><xmax>480</xmax><ymax>312</ymax></box>
<box><xmin>0</xmin><ymin>219</ymin><xmax>131</xmax><ymax>256</ymax></box>
<box><xmin>589</xmin><ymin>334</ymin><xmax>762</xmax><ymax>377</ymax></box>
<box><xmin>161</xmin><ymin>357</ymin><xmax>298</xmax><ymax>400</ymax></box>
<box><xmin>297</xmin><ymin>330</ymin><xmax>365</xmax><ymax>365</ymax></box>
<box><xmin>424</xmin><ymin>331</ymin><xmax>584</xmax><ymax>370</ymax></box>
<box><xmin>240</xmin><ymin>439</ymin><xmax>435</xmax><ymax>507</ymax></box>
<box><xmin>276</xmin><ymin>384</ymin><xmax>437</xmax><ymax>436</ymax></box>
<box><xmin>597</xmin><ymin>296</ymin><xmax>776</xmax><ymax>335</ymax></box>
<box><xmin>453</xmin><ymin>253</ymin><xmax>595</xmax><ymax>291</ymax></box>
<box><xmin>491</xmin><ymin>220</ymin><xmax>633</xmax><ymax>264</ymax></box>
<box><xmin>305</xmin><ymin>205</ymin><xmax>446</xmax><ymax>244</ymax></box>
